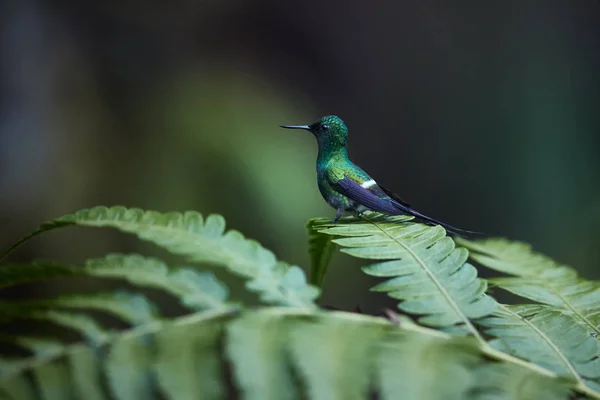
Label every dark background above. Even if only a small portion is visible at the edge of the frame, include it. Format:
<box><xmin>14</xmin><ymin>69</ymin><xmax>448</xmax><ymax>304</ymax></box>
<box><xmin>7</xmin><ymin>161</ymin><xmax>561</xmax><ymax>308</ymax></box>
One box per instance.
<box><xmin>1</xmin><ymin>1</ymin><xmax>599</xmax><ymax>310</ymax></box>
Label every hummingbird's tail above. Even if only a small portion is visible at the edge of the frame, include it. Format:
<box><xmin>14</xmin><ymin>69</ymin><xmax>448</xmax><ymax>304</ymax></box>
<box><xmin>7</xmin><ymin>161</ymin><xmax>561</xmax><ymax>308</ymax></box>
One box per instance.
<box><xmin>392</xmin><ymin>203</ymin><xmax>482</xmax><ymax>238</ymax></box>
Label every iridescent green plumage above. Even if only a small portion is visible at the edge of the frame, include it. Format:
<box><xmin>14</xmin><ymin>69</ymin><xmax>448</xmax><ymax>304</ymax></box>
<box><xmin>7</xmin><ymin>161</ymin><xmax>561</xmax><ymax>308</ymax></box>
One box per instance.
<box><xmin>281</xmin><ymin>115</ymin><xmax>477</xmax><ymax>236</ymax></box>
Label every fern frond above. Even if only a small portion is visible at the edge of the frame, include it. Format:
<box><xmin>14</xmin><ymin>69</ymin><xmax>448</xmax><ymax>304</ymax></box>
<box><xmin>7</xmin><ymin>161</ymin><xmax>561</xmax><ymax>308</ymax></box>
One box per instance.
<box><xmin>473</xmin><ymin>363</ymin><xmax>571</xmax><ymax>400</ymax></box>
<box><xmin>154</xmin><ymin>311</ymin><xmax>228</xmax><ymax>400</ymax></box>
<box><xmin>0</xmin><ymin>308</ymin><xmax>582</xmax><ymax>400</ymax></box>
<box><xmin>86</xmin><ymin>254</ymin><xmax>232</xmax><ymax>311</ymax></box>
<box><xmin>227</xmin><ymin>309</ymin><xmax>303</xmax><ymax>400</ymax></box>
<box><xmin>0</xmin><ymin>371</ymin><xmax>36</xmax><ymax>399</ymax></box>
<box><xmin>0</xmin><ymin>308</ymin><xmax>236</xmax><ymax>400</ymax></box>
<box><xmin>459</xmin><ymin>238</ymin><xmax>600</xmax><ymax>337</ymax></box>
<box><xmin>1</xmin><ymin>206</ymin><xmax>319</xmax><ymax>308</ymax></box>
<box><xmin>32</xmin><ymin>361</ymin><xmax>73</xmax><ymax>400</ymax></box>
<box><xmin>310</xmin><ymin>214</ymin><xmax>497</xmax><ymax>338</ymax></box>
<box><xmin>481</xmin><ymin>304</ymin><xmax>600</xmax><ymax>395</ymax></box>
<box><xmin>0</xmin><ymin>261</ymin><xmax>81</xmax><ymax>289</ymax></box>
<box><xmin>289</xmin><ymin>312</ymin><xmax>389</xmax><ymax>400</ymax></box>
<box><xmin>67</xmin><ymin>345</ymin><xmax>106</xmax><ymax>400</ymax></box>
<box><xmin>306</xmin><ymin>219</ymin><xmax>336</xmax><ymax>287</ymax></box>
<box><xmin>0</xmin><ymin>255</ymin><xmax>232</xmax><ymax>312</ymax></box>
<box><xmin>0</xmin><ymin>310</ymin><xmax>108</xmax><ymax>344</ymax></box>
<box><xmin>0</xmin><ymin>335</ymin><xmax>64</xmax><ymax>357</ymax></box>
<box><xmin>0</xmin><ymin>291</ymin><xmax>158</xmax><ymax>325</ymax></box>
<box><xmin>379</xmin><ymin>330</ymin><xmax>484</xmax><ymax>399</ymax></box>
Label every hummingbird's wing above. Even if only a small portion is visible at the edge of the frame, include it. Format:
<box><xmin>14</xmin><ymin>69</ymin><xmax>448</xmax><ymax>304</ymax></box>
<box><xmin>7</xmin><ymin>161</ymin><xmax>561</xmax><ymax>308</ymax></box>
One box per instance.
<box><xmin>331</xmin><ymin>173</ymin><xmax>482</xmax><ymax>237</ymax></box>
<box><xmin>331</xmin><ymin>175</ymin><xmax>402</xmax><ymax>215</ymax></box>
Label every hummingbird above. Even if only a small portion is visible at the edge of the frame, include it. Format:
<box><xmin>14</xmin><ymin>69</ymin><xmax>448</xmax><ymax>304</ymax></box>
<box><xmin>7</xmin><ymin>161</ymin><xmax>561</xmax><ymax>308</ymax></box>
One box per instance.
<box><xmin>281</xmin><ymin>115</ymin><xmax>478</xmax><ymax>236</ymax></box>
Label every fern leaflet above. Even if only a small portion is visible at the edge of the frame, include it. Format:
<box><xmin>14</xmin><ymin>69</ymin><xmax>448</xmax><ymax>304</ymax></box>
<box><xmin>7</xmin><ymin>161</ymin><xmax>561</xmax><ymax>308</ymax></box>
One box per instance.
<box><xmin>310</xmin><ymin>214</ymin><xmax>497</xmax><ymax>338</ymax></box>
<box><xmin>306</xmin><ymin>219</ymin><xmax>336</xmax><ymax>287</ymax></box>
<box><xmin>1</xmin><ymin>206</ymin><xmax>319</xmax><ymax>308</ymax></box>
<box><xmin>459</xmin><ymin>238</ymin><xmax>600</xmax><ymax>337</ymax></box>
<box><xmin>481</xmin><ymin>304</ymin><xmax>600</xmax><ymax>396</ymax></box>
<box><xmin>0</xmin><ymin>308</ymin><xmax>574</xmax><ymax>400</ymax></box>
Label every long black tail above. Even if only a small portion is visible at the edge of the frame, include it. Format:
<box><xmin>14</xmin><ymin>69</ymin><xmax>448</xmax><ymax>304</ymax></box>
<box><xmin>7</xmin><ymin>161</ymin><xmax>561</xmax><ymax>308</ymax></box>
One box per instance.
<box><xmin>392</xmin><ymin>203</ymin><xmax>483</xmax><ymax>238</ymax></box>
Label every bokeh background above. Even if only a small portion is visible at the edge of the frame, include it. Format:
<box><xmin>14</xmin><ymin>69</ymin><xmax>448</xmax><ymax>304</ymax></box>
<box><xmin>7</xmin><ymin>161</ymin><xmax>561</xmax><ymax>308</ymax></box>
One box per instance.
<box><xmin>1</xmin><ymin>1</ymin><xmax>599</xmax><ymax>310</ymax></box>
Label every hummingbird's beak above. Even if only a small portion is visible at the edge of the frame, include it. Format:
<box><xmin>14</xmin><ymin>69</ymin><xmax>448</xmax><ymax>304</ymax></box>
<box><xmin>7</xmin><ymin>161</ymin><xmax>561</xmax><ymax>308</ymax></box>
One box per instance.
<box><xmin>280</xmin><ymin>125</ymin><xmax>310</xmax><ymax>130</ymax></box>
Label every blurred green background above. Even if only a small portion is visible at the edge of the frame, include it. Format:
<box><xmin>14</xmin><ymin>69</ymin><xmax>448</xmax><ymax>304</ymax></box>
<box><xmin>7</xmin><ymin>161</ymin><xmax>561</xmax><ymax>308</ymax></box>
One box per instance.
<box><xmin>1</xmin><ymin>2</ymin><xmax>599</xmax><ymax>311</ymax></box>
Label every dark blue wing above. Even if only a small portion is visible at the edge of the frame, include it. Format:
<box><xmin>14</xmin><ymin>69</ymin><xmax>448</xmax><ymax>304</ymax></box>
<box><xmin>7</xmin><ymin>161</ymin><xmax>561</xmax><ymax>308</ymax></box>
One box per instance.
<box><xmin>334</xmin><ymin>177</ymin><xmax>483</xmax><ymax>237</ymax></box>
<box><xmin>333</xmin><ymin>177</ymin><xmax>401</xmax><ymax>215</ymax></box>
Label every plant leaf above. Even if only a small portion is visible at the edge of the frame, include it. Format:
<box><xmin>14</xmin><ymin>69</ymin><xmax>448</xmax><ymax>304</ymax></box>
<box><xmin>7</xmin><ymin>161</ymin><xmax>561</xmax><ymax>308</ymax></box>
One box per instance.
<box><xmin>0</xmin><ymin>310</ymin><xmax>109</xmax><ymax>344</ymax></box>
<box><xmin>472</xmin><ymin>363</ymin><xmax>571</xmax><ymax>400</ymax></box>
<box><xmin>32</xmin><ymin>361</ymin><xmax>73</xmax><ymax>400</ymax></box>
<box><xmin>1</xmin><ymin>206</ymin><xmax>319</xmax><ymax>308</ymax></box>
<box><xmin>154</xmin><ymin>311</ymin><xmax>229</xmax><ymax>400</ymax></box>
<box><xmin>289</xmin><ymin>312</ymin><xmax>388</xmax><ymax>400</ymax></box>
<box><xmin>459</xmin><ymin>238</ymin><xmax>600</xmax><ymax>337</ymax></box>
<box><xmin>227</xmin><ymin>309</ymin><xmax>300</xmax><ymax>400</ymax></box>
<box><xmin>0</xmin><ymin>308</ymin><xmax>583</xmax><ymax>399</ymax></box>
<box><xmin>306</xmin><ymin>218</ymin><xmax>336</xmax><ymax>287</ymax></box>
<box><xmin>0</xmin><ymin>292</ymin><xmax>158</xmax><ymax>325</ymax></box>
<box><xmin>0</xmin><ymin>255</ymin><xmax>232</xmax><ymax>312</ymax></box>
<box><xmin>67</xmin><ymin>345</ymin><xmax>106</xmax><ymax>400</ymax></box>
<box><xmin>86</xmin><ymin>254</ymin><xmax>232</xmax><ymax>311</ymax></box>
<box><xmin>481</xmin><ymin>304</ymin><xmax>600</xmax><ymax>395</ymax></box>
<box><xmin>310</xmin><ymin>214</ymin><xmax>497</xmax><ymax>338</ymax></box>
<box><xmin>377</xmin><ymin>327</ymin><xmax>480</xmax><ymax>399</ymax></box>
<box><xmin>0</xmin><ymin>261</ymin><xmax>82</xmax><ymax>289</ymax></box>
<box><xmin>0</xmin><ymin>335</ymin><xmax>64</xmax><ymax>357</ymax></box>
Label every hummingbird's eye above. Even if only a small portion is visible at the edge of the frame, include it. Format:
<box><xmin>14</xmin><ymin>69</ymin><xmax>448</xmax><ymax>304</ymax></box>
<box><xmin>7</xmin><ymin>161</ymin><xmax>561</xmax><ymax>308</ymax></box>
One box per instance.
<box><xmin>321</xmin><ymin>124</ymin><xmax>329</xmax><ymax>131</ymax></box>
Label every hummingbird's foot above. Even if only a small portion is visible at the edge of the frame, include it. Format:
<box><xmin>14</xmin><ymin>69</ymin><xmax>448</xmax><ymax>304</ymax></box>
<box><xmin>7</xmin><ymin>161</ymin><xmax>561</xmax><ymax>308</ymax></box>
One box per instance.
<box><xmin>332</xmin><ymin>208</ymin><xmax>344</xmax><ymax>224</ymax></box>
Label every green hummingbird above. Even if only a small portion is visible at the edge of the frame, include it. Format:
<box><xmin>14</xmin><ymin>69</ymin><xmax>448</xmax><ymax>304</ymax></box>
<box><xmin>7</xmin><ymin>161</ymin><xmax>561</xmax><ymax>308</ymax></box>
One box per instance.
<box><xmin>281</xmin><ymin>115</ymin><xmax>478</xmax><ymax>236</ymax></box>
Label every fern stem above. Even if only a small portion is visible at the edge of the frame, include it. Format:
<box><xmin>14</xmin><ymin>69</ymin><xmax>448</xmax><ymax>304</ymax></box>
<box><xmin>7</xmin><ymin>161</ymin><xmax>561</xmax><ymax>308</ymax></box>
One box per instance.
<box><xmin>0</xmin><ymin>226</ymin><xmax>53</xmax><ymax>262</ymax></box>
<box><xmin>86</xmin><ymin>220</ymin><xmax>316</xmax><ymax>309</ymax></box>
<box><xmin>489</xmin><ymin>304</ymin><xmax>600</xmax><ymax>399</ymax></box>
<box><xmin>388</xmin><ymin>309</ymin><xmax>600</xmax><ymax>399</ymax></box>
<box><xmin>576</xmin><ymin>383</ymin><xmax>600</xmax><ymax>400</ymax></box>
<box><xmin>361</xmin><ymin>215</ymin><xmax>485</xmax><ymax>344</ymax></box>
<box><xmin>552</xmin><ymin>289</ymin><xmax>600</xmax><ymax>337</ymax></box>
<box><xmin>497</xmin><ymin>305</ymin><xmax>583</xmax><ymax>382</ymax></box>
<box><xmin>482</xmin><ymin>345</ymin><xmax>600</xmax><ymax>400</ymax></box>
<box><xmin>481</xmin><ymin>345</ymin><xmax>555</xmax><ymax>377</ymax></box>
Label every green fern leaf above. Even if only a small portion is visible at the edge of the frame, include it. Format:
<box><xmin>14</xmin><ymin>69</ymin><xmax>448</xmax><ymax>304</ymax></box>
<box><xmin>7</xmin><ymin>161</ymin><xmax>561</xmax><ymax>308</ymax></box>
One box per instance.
<box><xmin>0</xmin><ymin>255</ymin><xmax>232</xmax><ymax>312</ymax></box>
<box><xmin>306</xmin><ymin>219</ymin><xmax>336</xmax><ymax>287</ymax></box>
<box><xmin>32</xmin><ymin>361</ymin><xmax>73</xmax><ymax>400</ymax></box>
<box><xmin>473</xmin><ymin>363</ymin><xmax>571</xmax><ymax>400</ymax></box>
<box><xmin>154</xmin><ymin>311</ymin><xmax>230</xmax><ymax>400</ymax></box>
<box><xmin>0</xmin><ymin>372</ymin><xmax>36</xmax><ymax>399</ymax></box>
<box><xmin>86</xmin><ymin>254</ymin><xmax>232</xmax><ymax>311</ymax></box>
<box><xmin>0</xmin><ymin>335</ymin><xmax>64</xmax><ymax>358</ymax></box>
<box><xmin>0</xmin><ymin>357</ymin><xmax>26</xmax><ymax>377</ymax></box>
<box><xmin>66</xmin><ymin>345</ymin><xmax>106</xmax><ymax>400</ymax></box>
<box><xmin>0</xmin><ymin>261</ymin><xmax>81</xmax><ymax>289</ymax></box>
<box><xmin>459</xmin><ymin>238</ymin><xmax>600</xmax><ymax>337</ymax></box>
<box><xmin>377</xmin><ymin>326</ymin><xmax>480</xmax><ymax>399</ymax></box>
<box><xmin>0</xmin><ymin>292</ymin><xmax>158</xmax><ymax>325</ymax></box>
<box><xmin>1</xmin><ymin>206</ymin><xmax>319</xmax><ymax>308</ymax></box>
<box><xmin>310</xmin><ymin>214</ymin><xmax>497</xmax><ymax>337</ymax></box>
<box><xmin>105</xmin><ymin>328</ymin><xmax>154</xmax><ymax>399</ymax></box>
<box><xmin>227</xmin><ymin>309</ymin><xmax>301</xmax><ymax>400</ymax></box>
<box><xmin>289</xmin><ymin>312</ymin><xmax>388</xmax><ymax>400</ymax></box>
<box><xmin>0</xmin><ymin>308</ymin><xmax>584</xmax><ymax>399</ymax></box>
<box><xmin>481</xmin><ymin>304</ymin><xmax>600</xmax><ymax>395</ymax></box>
<box><xmin>0</xmin><ymin>310</ymin><xmax>108</xmax><ymax>344</ymax></box>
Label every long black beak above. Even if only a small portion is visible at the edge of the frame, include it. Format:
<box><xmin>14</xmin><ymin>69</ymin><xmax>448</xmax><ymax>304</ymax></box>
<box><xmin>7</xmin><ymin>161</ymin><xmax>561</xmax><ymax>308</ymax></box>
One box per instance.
<box><xmin>280</xmin><ymin>125</ymin><xmax>310</xmax><ymax>130</ymax></box>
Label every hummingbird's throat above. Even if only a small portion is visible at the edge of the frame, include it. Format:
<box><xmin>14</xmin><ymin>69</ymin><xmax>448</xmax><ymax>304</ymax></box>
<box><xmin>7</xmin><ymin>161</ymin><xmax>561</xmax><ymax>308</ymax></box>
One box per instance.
<box><xmin>317</xmin><ymin>138</ymin><xmax>348</xmax><ymax>165</ymax></box>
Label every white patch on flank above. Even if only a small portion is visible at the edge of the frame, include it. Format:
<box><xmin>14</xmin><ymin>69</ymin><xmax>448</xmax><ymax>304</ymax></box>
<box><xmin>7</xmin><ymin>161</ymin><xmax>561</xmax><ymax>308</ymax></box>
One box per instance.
<box><xmin>361</xmin><ymin>179</ymin><xmax>377</xmax><ymax>189</ymax></box>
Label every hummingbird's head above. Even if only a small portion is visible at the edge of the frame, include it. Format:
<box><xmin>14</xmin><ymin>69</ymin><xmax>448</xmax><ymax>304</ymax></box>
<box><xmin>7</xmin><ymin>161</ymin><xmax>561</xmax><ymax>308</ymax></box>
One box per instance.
<box><xmin>281</xmin><ymin>115</ymin><xmax>348</xmax><ymax>145</ymax></box>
